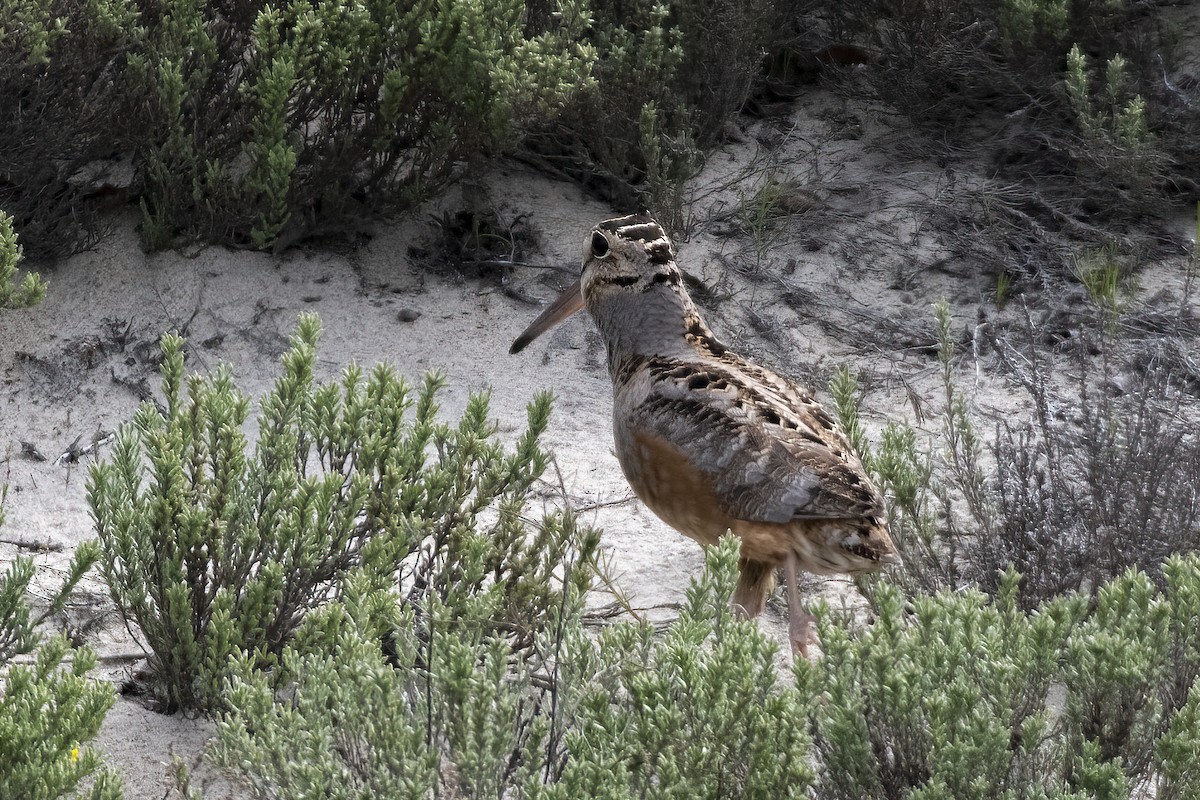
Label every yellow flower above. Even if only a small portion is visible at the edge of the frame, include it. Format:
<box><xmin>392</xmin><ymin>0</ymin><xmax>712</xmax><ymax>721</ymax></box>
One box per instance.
<box><xmin>70</xmin><ymin>746</ymin><xmax>79</xmax><ymax>762</ymax></box>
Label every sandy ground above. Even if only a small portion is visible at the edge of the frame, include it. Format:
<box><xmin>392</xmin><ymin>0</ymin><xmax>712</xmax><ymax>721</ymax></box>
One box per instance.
<box><xmin>2</xmin><ymin>87</ymin><xmax>1198</xmax><ymax>796</ymax></box>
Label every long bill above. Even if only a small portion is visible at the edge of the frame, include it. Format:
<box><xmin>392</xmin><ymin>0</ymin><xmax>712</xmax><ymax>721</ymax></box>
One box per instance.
<box><xmin>510</xmin><ymin>278</ymin><xmax>585</xmax><ymax>354</ymax></box>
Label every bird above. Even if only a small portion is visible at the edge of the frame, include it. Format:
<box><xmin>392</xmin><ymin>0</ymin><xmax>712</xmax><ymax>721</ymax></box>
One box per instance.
<box><xmin>510</xmin><ymin>214</ymin><xmax>897</xmax><ymax>656</ymax></box>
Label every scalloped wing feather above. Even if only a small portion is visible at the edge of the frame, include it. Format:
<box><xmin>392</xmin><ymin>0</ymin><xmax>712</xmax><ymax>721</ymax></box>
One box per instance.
<box><xmin>629</xmin><ymin>354</ymin><xmax>886</xmax><ymax>524</ymax></box>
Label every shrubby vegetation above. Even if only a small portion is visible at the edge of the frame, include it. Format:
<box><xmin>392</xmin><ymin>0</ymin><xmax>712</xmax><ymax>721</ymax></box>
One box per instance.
<box><xmin>822</xmin><ymin>0</ymin><xmax>1198</xmax><ymax>281</ymax></box>
<box><xmin>538</xmin><ymin>537</ymin><xmax>813</xmax><ymax>799</ymax></box>
<box><xmin>0</xmin><ymin>0</ymin><xmax>1015</xmax><ymax>254</ymax></box>
<box><xmin>131</xmin><ymin>0</ymin><xmax>596</xmax><ymax>250</ymax></box>
<box><xmin>819</xmin><ymin>297</ymin><xmax>1199</xmax><ymax>796</ymax></box>
<box><xmin>89</xmin><ymin>313</ymin><xmax>592</xmax><ymax>711</ymax></box>
<box><xmin>0</xmin><ymin>0</ymin><xmax>785</xmax><ymax>252</ymax></box>
<box><xmin>209</xmin><ymin>537</ymin><xmax>811</xmax><ymax>799</ymax></box>
<box><xmin>0</xmin><ymin>304</ymin><xmax>1193</xmax><ymax>796</ymax></box>
<box><xmin>0</xmin><ymin>211</ymin><xmax>46</xmax><ymax>308</ymax></box>
<box><xmin>202</xmin><ymin>537</ymin><xmax>1200</xmax><ymax>799</ymax></box>
<box><xmin>0</xmin><ymin>0</ymin><xmax>596</xmax><ymax>253</ymax></box>
<box><xmin>3</xmin><ymin>0</ymin><xmax>1194</xmax><ymax>256</ymax></box>
<box><xmin>0</xmin><ymin>513</ymin><xmax>123</xmax><ymax>800</ymax></box>
<box><xmin>839</xmin><ymin>300</ymin><xmax>1200</xmax><ymax>606</ymax></box>
<box><xmin>4</xmin><ymin>0</ymin><xmax>1200</xmax><ymax>793</ymax></box>
<box><xmin>523</xmin><ymin>0</ymin><xmax>787</xmax><ymax>232</ymax></box>
<box><xmin>812</xmin><ymin>563</ymin><xmax>1200</xmax><ymax>799</ymax></box>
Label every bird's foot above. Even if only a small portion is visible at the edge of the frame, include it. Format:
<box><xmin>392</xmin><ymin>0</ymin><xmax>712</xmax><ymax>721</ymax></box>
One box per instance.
<box><xmin>789</xmin><ymin>607</ymin><xmax>818</xmax><ymax>660</ymax></box>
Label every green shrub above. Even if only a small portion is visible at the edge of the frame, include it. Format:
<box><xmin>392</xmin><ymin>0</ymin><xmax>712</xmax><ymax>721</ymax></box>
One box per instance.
<box><xmin>208</xmin><ymin>535</ymin><xmax>813</xmax><ymax>799</ymax></box>
<box><xmin>0</xmin><ymin>530</ymin><xmax>98</xmax><ymax>667</ymax></box>
<box><xmin>0</xmin><ymin>211</ymin><xmax>46</xmax><ymax>308</ymax></box>
<box><xmin>202</xmin><ymin>533</ymin><xmax>1200</xmax><ymax>799</ymax></box>
<box><xmin>1063</xmin><ymin>44</ymin><xmax>1167</xmax><ymax>202</ymax></box>
<box><xmin>1065</xmin><ymin>47</ymin><xmax>1152</xmax><ymax>149</ymax></box>
<box><xmin>997</xmin><ymin>0</ymin><xmax>1068</xmax><ymax>55</ymax></box>
<box><xmin>130</xmin><ymin>0</ymin><xmax>595</xmax><ymax>250</ymax></box>
<box><xmin>4</xmin><ymin>0</ymin><xmax>784</xmax><ymax>251</ymax></box>
<box><xmin>211</xmin><ymin>552</ymin><xmax>592</xmax><ymax>798</ymax></box>
<box><xmin>0</xmin><ymin>511</ymin><xmax>123</xmax><ymax>800</ymax></box>
<box><xmin>524</xmin><ymin>0</ymin><xmax>786</xmax><ymax>232</ymax></box>
<box><xmin>812</xmin><ymin>572</ymin><xmax>1079</xmax><ymax>799</ymax></box>
<box><xmin>1157</xmin><ymin>679</ymin><xmax>1200</xmax><ymax>800</ymax></box>
<box><xmin>0</xmin><ymin>634</ymin><xmax>123</xmax><ymax>800</ymax></box>
<box><xmin>1070</xmin><ymin>246</ymin><xmax>1129</xmax><ymax>314</ymax></box>
<box><xmin>89</xmin><ymin>313</ymin><xmax>589</xmax><ymax>711</ymax></box>
<box><xmin>523</xmin><ymin>0</ymin><xmax>694</xmax><ymax>229</ymax></box>
<box><xmin>810</xmin><ymin>557</ymin><xmax>1200</xmax><ymax>799</ymax></box>
<box><xmin>537</xmin><ymin>535</ymin><xmax>814</xmax><ymax>799</ymax></box>
<box><xmin>211</xmin><ymin>585</ymin><xmax>444</xmax><ymax>798</ymax></box>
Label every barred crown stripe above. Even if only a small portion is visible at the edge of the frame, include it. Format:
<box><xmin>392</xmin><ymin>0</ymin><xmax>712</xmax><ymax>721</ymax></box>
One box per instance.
<box><xmin>598</xmin><ymin>214</ymin><xmax>654</xmax><ymax>233</ymax></box>
<box><xmin>617</xmin><ymin>224</ymin><xmax>668</xmax><ymax>243</ymax></box>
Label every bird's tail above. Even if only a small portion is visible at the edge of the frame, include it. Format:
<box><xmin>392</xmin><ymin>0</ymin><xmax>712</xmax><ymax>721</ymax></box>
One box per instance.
<box><xmin>732</xmin><ymin>558</ymin><xmax>776</xmax><ymax>619</ymax></box>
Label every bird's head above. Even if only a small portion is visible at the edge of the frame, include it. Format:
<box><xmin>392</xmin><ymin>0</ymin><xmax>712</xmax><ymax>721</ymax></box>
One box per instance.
<box><xmin>511</xmin><ymin>215</ymin><xmax>690</xmax><ymax>355</ymax></box>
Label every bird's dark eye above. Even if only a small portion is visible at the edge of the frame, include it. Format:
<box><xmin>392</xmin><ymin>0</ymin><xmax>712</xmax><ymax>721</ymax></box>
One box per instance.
<box><xmin>591</xmin><ymin>231</ymin><xmax>610</xmax><ymax>258</ymax></box>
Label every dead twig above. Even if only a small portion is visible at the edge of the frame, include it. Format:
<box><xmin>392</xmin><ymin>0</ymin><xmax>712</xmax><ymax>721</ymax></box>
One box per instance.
<box><xmin>54</xmin><ymin>431</ymin><xmax>116</xmax><ymax>466</ymax></box>
<box><xmin>0</xmin><ymin>536</ymin><xmax>65</xmax><ymax>552</ymax></box>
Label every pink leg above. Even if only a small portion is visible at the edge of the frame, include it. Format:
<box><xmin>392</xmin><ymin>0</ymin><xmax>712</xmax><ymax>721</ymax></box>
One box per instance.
<box><xmin>784</xmin><ymin>552</ymin><xmax>816</xmax><ymax>659</ymax></box>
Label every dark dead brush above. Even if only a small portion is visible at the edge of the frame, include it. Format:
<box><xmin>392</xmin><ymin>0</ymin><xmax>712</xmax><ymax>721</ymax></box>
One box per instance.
<box><xmin>0</xmin><ymin>0</ymin><xmax>137</xmax><ymax>259</ymax></box>
<box><xmin>845</xmin><ymin>295</ymin><xmax>1200</xmax><ymax>608</ymax></box>
<box><xmin>976</xmin><ymin>315</ymin><xmax>1200</xmax><ymax>606</ymax></box>
<box><xmin>819</xmin><ymin>0</ymin><xmax>1197</xmax><ymax>267</ymax></box>
<box><xmin>670</xmin><ymin>0</ymin><xmax>778</xmax><ymax>145</ymax></box>
<box><xmin>827</xmin><ymin>0</ymin><xmax>1159</xmax><ymax>139</ymax></box>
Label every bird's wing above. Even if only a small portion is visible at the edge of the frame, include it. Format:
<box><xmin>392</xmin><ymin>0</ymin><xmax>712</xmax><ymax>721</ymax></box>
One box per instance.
<box><xmin>631</xmin><ymin>356</ymin><xmax>885</xmax><ymax>524</ymax></box>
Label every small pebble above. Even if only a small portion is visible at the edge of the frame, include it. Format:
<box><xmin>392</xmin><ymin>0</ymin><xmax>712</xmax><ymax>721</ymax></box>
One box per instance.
<box><xmin>398</xmin><ymin>308</ymin><xmax>421</xmax><ymax>322</ymax></box>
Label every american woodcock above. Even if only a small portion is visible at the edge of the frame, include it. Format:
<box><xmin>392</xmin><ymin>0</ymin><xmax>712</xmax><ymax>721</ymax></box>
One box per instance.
<box><xmin>511</xmin><ymin>215</ymin><xmax>898</xmax><ymax>656</ymax></box>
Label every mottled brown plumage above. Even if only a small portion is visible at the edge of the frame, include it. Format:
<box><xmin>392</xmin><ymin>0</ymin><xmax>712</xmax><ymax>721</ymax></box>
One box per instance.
<box><xmin>511</xmin><ymin>214</ymin><xmax>898</xmax><ymax>655</ymax></box>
